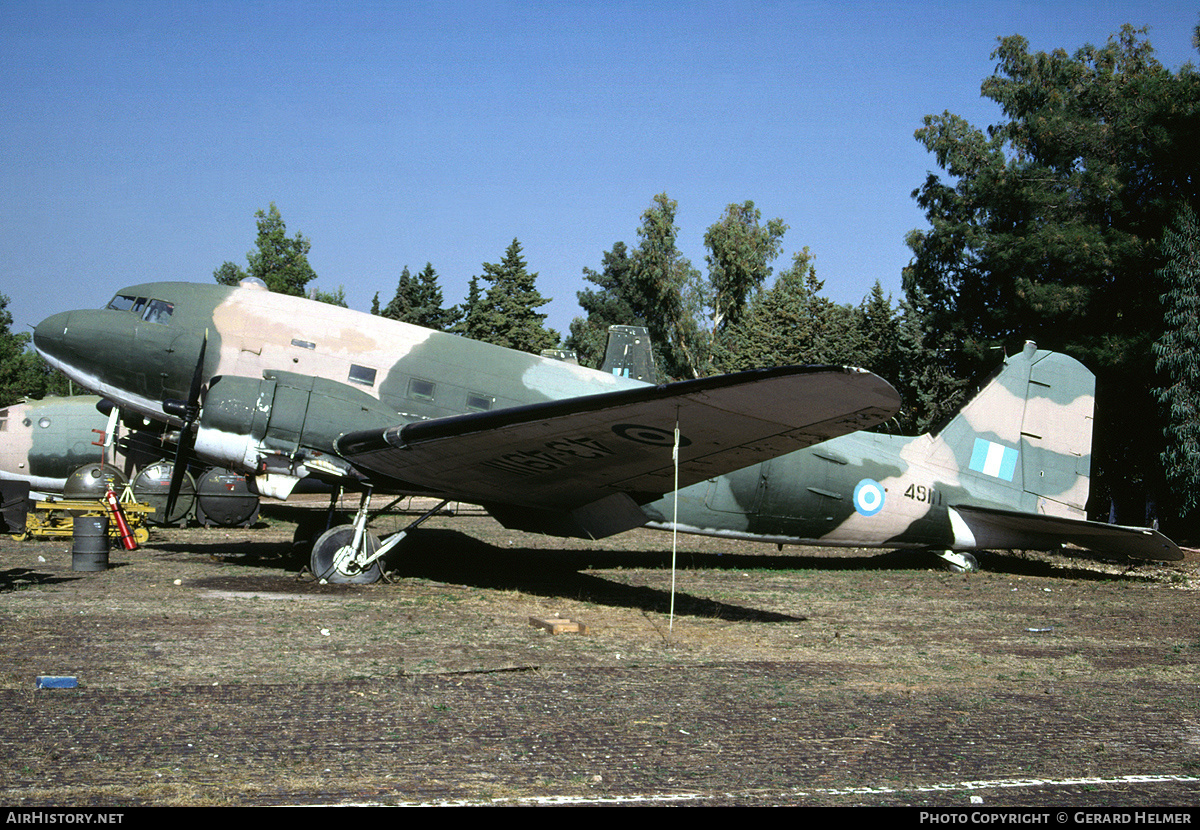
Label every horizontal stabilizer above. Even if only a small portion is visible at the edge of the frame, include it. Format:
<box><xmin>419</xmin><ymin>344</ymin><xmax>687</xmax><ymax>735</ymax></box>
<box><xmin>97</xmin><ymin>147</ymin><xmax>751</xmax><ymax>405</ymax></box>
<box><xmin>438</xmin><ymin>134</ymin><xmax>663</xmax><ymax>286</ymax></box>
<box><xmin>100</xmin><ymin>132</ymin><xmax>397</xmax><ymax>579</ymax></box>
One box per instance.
<box><xmin>339</xmin><ymin>366</ymin><xmax>899</xmax><ymax>514</ymax></box>
<box><xmin>952</xmin><ymin>504</ymin><xmax>1182</xmax><ymax>562</ymax></box>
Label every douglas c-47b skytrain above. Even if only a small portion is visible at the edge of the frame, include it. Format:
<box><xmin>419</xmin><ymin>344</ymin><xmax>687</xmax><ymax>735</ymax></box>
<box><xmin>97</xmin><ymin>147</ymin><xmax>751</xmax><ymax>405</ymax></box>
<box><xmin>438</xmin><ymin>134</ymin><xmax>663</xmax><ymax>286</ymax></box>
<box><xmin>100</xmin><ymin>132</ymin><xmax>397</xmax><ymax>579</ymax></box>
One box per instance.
<box><xmin>32</xmin><ymin>279</ymin><xmax>1179</xmax><ymax>582</ymax></box>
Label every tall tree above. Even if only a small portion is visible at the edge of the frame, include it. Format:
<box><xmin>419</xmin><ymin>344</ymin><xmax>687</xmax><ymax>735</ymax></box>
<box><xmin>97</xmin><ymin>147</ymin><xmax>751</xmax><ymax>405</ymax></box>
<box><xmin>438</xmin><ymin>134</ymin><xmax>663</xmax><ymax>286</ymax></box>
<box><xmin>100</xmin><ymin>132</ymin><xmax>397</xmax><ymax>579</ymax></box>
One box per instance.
<box><xmin>1153</xmin><ymin>204</ymin><xmax>1200</xmax><ymax>522</ymax></box>
<box><xmin>452</xmin><ymin>275</ymin><xmax>486</xmax><ymax>341</ymax></box>
<box><xmin>214</xmin><ymin>203</ymin><xmax>318</xmax><ymax>296</ymax></box>
<box><xmin>716</xmin><ymin>249</ymin><xmax>864</xmax><ymax>372</ymax></box>
<box><xmin>703</xmin><ymin>201</ymin><xmax>787</xmax><ymax>333</ymax></box>
<box><xmin>413</xmin><ymin>263</ymin><xmax>459</xmax><ymax>331</ymax></box>
<box><xmin>565</xmin><ymin>241</ymin><xmax>644</xmax><ymax>368</ymax></box>
<box><xmin>630</xmin><ymin>194</ymin><xmax>709</xmax><ymax>379</ymax></box>
<box><xmin>903</xmin><ymin>25</ymin><xmax>1200</xmax><ymax>520</ymax></box>
<box><xmin>472</xmin><ymin>239</ymin><xmax>557</xmax><ymax>354</ymax></box>
<box><xmin>380</xmin><ymin>264</ymin><xmax>460</xmax><ymax>330</ymax></box>
<box><xmin>380</xmin><ymin>266</ymin><xmax>416</xmax><ymax>321</ymax></box>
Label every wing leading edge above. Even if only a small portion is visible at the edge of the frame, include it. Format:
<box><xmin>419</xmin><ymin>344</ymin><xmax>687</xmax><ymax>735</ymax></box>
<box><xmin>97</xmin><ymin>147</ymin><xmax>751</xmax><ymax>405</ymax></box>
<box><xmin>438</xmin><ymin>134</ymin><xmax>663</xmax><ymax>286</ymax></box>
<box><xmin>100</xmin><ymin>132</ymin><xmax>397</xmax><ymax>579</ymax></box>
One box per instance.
<box><xmin>338</xmin><ymin>366</ymin><xmax>899</xmax><ymax>538</ymax></box>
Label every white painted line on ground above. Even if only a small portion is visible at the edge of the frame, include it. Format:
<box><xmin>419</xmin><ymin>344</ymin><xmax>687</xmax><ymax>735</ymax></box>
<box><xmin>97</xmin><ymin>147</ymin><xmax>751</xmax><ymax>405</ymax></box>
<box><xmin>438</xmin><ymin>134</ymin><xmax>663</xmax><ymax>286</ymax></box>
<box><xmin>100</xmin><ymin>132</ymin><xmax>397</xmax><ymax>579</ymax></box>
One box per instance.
<box><xmin>326</xmin><ymin>772</ymin><xmax>1200</xmax><ymax>806</ymax></box>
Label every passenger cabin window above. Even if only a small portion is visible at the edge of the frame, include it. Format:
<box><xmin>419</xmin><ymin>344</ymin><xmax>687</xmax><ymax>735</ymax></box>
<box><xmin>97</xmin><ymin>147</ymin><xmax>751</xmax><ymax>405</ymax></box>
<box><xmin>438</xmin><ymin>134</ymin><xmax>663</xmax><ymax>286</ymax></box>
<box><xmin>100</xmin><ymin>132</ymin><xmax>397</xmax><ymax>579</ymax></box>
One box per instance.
<box><xmin>348</xmin><ymin>364</ymin><xmax>377</xmax><ymax>387</ymax></box>
<box><xmin>408</xmin><ymin>379</ymin><xmax>436</xmax><ymax>401</ymax></box>
<box><xmin>466</xmin><ymin>393</ymin><xmax>493</xmax><ymax>412</ymax></box>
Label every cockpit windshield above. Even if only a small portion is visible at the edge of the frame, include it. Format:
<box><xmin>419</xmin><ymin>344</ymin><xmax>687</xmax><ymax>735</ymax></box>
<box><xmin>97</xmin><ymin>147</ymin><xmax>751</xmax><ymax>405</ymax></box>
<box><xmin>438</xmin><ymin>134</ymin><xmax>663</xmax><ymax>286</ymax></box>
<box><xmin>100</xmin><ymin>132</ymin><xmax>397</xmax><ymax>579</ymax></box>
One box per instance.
<box><xmin>106</xmin><ymin>294</ymin><xmax>173</xmax><ymax>323</ymax></box>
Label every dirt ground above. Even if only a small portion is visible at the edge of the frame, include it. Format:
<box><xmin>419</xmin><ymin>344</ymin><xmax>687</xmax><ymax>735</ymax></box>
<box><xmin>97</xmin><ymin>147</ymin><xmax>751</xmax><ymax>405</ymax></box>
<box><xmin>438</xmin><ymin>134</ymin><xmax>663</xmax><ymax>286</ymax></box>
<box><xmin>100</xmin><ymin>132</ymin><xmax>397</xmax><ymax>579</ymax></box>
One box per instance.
<box><xmin>1</xmin><ymin>499</ymin><xmax>1199</xmax><ymax>807</ymax></box>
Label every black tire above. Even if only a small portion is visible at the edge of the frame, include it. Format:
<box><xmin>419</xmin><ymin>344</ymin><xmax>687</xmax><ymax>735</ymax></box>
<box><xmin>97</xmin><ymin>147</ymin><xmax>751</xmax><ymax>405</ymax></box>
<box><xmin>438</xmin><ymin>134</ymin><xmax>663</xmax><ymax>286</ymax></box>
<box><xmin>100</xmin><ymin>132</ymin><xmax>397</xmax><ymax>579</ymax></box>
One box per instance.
<box><xmin>310</xmin><ymin>525</ymin><xmax>383</xmax><ymax>584</ymax></box>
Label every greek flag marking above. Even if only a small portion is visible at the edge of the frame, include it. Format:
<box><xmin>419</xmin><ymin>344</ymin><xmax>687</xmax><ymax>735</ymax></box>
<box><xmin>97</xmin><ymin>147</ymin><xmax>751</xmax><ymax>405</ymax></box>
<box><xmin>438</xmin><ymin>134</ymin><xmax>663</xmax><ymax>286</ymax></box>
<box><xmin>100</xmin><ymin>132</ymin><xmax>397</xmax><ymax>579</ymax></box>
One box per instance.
<box><xmin>969</xmin><ymin>438</ymin><xmax>1018</xmax><ymax>481</ymax></box>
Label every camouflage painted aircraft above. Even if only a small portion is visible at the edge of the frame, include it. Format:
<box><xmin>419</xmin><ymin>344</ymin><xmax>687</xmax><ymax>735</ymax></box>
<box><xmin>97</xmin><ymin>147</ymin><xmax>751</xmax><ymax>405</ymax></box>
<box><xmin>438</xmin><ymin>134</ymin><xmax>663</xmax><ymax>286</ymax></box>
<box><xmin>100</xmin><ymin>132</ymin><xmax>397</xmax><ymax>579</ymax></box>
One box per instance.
<box><xmin>33</xmin><ymin>280</ymin><xmax>900</xmax><ymax>582</ymax></box>
<box><xmin>0</xmin><ymin>395</ymin><xmax>261</xmax><ymax>526</ymax></box>
<box><xmin>0</xmin><ymin>396</ymin><xmax>121</xmax><ymax>491</ymax></box>
<box><xmin>639</xmin><ymin>341</ymin><xmax>1182</xmax><ymax>570</ymax></box>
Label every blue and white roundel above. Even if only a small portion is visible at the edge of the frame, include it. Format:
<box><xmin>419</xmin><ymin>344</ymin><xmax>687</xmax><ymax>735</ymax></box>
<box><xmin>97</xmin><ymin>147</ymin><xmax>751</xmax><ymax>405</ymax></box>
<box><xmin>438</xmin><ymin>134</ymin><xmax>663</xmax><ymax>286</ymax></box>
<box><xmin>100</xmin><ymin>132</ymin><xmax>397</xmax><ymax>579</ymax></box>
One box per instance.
<box><xmin>853</xmin><ymin>479</ymin><xmax>885</xmax><ymax>517</ymax></box>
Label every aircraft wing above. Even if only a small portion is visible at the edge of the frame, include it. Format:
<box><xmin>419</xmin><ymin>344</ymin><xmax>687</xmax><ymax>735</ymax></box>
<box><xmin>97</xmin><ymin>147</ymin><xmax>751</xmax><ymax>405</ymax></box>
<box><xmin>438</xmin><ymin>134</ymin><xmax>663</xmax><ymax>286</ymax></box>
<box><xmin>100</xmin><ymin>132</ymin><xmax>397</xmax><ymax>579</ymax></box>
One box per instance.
<box><xmin>952</xmin><ymin>504</ymin><xmax>1183</xmax><ymax>562</ymax></box>
<box><xmin>338</xmin><ymin>366</ymin><xmax>898</xmax><ymax>537</ymax></box>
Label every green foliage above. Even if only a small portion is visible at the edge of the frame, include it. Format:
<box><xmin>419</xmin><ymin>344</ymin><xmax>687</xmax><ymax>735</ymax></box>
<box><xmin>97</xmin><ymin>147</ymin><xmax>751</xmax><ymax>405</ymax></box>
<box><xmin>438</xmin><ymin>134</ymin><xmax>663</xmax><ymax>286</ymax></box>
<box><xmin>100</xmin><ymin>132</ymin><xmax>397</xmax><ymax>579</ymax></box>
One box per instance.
<box><xmin>452</xmin><ymin>275</ymin><xmax>486</xmax><ymax>341</ymax></box>
<box><xmin>213</xmin><ymin>260</ymin><xmax>247</xmax><ymax>286</ymax></box>
<box><xmin>311</xmin><ymin>285</ymin><xmax>348</xmax><ymax>307</ymax></box>
<box><xmin>704</xmin><ymin>201</ymin><xmax>787</xmax><ymax>333</ymax></box>
<box><xmin>712</xmin><ymin>258</ymin><xmax>941</xmax><ymax>432</ymax></box>
<box><xmin>378</xmin><ymin>264</ymin><xmax>460</xmax><ymax>331</ymax></box>
<box><xmin>1154</xmin><ymin>205</ymin><xmax>1200</xmax><ymax>518</ymax></box>
<box><xmin>214</xmin><ymin>203</ymin><xmax>318</xmax><ymax>296</ymax></box>
<box><xmin>717</xmin><ymin>249</ymin><xmax>863</xmax><ymax>370</ymax></box>
<box><xmin>466</xmin><ymin>240</ymin><xmax>558</xmax><ymax>354</ymax></box>
<box><xmin>629</xmin><ymin>194</ymin><xmax>710</xmax><ymax>379</ymax></box>
<box><xmin>564</xmin><ymin>242</ymin><xmax>646</xmax><ymax>368</ymax></box>
<box><xmin>570</xmin><ymin>194</ymin><xmax>919</xmax><ymax>393</ymax></box>
<box><xmin>0</xmin><ymin>293</ymin><xmax>69</xmax><ymax>405</ymax></box>
<box><xmin>903</xmin><ymin>25</ymin><xmax>1200</xmax><ymax>518</ymax></box>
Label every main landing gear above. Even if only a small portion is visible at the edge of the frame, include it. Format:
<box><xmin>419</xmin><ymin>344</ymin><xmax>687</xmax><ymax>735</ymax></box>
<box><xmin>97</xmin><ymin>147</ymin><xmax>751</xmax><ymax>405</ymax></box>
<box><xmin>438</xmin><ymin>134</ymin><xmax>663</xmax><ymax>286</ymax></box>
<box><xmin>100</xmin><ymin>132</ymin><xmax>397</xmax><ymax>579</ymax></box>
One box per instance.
<box><xmin>308</xmin><ymin>487</ymin><xmax>449</xmax><ymax>584</ymax></box>
<box><xmin>934</xmin><ymin>550</ymin><xmax>979</xmax><ymax>573</ymax></box>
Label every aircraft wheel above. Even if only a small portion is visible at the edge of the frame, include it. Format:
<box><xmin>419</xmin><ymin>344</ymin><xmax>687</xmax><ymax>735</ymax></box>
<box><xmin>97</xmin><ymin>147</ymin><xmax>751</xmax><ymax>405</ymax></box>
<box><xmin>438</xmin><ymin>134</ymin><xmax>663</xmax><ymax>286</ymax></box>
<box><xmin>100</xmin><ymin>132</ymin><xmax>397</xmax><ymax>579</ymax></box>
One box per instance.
<box><xmin>311</xmin><ymin>525</ymin><xmax>383</xmax><ymax>584</ymax></box>
<box><xmin>940</xmin><ymin>550</ymin><xmax>979</xmax><ymax>574</ymax></box>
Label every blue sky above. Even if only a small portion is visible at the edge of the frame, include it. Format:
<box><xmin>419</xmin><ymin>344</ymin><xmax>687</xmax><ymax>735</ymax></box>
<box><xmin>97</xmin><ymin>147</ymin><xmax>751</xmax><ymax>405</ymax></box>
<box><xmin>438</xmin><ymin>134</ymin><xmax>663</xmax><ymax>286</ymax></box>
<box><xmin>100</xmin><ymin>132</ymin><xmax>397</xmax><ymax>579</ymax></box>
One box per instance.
<box><xmin>3</xmin><ymin>1</ymin><xmax>1197</xmax><ymax>341</ymax></box>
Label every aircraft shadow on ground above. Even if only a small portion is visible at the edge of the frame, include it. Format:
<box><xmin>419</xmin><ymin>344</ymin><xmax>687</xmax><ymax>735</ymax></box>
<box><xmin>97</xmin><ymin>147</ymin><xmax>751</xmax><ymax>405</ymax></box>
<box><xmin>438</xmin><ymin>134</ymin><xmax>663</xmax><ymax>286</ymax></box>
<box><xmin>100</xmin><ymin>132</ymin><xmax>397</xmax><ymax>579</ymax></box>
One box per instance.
<box><xmin>150</xmin><ymin>523</ymin><xmax>1154</xmax><ymax>622</ymax></box>
<box><xmin>160</xmin><ymin>530</ymin><xmax>802</xmax><ymax>623</ymax></box>
<box><xmin>0</xmin><ymin>567</ymin><xmax>84</xmax><ymax>591</ymax></box>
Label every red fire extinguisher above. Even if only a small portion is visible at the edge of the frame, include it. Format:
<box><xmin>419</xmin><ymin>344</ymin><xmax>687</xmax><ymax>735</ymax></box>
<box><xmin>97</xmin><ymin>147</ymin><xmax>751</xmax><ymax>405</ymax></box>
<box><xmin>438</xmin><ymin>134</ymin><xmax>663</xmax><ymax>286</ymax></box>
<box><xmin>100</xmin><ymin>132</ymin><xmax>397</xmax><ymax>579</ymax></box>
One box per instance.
<box><xmin>104</xmin><ymin>487</ymin><xmax>138</xmax><ymax>551</ymax></box>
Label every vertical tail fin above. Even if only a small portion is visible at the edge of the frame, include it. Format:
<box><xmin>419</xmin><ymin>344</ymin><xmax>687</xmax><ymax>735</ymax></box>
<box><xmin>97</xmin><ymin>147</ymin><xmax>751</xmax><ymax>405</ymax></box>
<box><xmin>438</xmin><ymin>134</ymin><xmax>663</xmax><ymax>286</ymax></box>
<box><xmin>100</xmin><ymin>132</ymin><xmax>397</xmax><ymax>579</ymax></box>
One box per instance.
<box><xmin>934</xmin><ymin>341</ymin><xmax>1094</xmax><ymax>518</ymax></box>
<box><xmin>600</xmin><ymin>325</ymin><xmax>657</xmax><ymax>383</ymax></box>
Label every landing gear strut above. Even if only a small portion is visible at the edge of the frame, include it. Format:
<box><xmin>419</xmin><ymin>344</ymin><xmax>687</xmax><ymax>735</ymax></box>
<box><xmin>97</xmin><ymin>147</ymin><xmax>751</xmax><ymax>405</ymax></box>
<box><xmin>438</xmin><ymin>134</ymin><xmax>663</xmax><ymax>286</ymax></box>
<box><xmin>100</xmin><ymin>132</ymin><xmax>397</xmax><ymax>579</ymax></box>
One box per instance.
<box><xmin>935</xmin><ymin>550</ymin><xmax>979</xmax><ymax>573</ymax></box>
<box><xmin>308</xmin><ymin>487</ymin><xmax>449</xmax><ymax>584</ymax></box>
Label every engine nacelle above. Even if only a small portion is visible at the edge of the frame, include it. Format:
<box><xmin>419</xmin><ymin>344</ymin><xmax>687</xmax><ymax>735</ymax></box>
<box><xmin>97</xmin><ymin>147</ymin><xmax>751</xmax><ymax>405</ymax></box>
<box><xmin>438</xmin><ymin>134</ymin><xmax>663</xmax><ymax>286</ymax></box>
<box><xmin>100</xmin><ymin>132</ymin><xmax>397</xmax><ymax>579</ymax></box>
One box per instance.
<box><xmin>193</xmin><ymin>371</ymin><xmax>398</xmax><ymax>494</ymax></box>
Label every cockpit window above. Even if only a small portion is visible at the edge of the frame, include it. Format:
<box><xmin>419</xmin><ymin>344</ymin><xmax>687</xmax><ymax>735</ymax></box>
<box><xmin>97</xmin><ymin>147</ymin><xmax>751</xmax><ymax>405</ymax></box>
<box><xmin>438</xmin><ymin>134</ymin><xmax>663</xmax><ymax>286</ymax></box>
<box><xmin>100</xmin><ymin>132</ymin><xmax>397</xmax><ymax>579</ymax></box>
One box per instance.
<box><xmin>142</xmin><ymin>299</ymin><xmax>174</xmax><ymax>324</ymax></box>
<box><xmin>106</xmin><ymin>294</ymin><xmax>139</xmax><ymax>312</ymax></box>
<box><xmin>107</xmin><ymin>295</ymin><xmax>173</xmax><ymax>323</ymax></box>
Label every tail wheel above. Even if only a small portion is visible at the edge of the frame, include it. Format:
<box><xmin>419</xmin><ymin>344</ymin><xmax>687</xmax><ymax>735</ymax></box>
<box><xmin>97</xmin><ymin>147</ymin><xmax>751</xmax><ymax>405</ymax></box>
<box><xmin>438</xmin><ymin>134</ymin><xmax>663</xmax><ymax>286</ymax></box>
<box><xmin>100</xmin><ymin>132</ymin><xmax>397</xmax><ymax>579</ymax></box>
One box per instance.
<box><xmin>311</xmin><ymin>525</ymin><xmax>383</xmax><ymax>584</ymax></box>
<box><xmin>938</xmin><ymin>550</ymin><xmax>979</xmax><ymax>573</ymax></box>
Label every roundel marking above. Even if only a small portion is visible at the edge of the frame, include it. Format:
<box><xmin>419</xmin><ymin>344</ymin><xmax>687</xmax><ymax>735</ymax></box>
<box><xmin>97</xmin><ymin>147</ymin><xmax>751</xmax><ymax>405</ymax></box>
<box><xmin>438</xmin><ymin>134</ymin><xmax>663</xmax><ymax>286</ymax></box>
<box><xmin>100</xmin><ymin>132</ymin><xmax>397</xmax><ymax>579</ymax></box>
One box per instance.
<box><xmin>612</xmin><ymin>424</ymin><xmax>691</xmax><ymax>447</ymax></box>
<box><xmin>853</xmin><ymin>478</ymin><xmax>885</xmax><ymax>517</ymax></box>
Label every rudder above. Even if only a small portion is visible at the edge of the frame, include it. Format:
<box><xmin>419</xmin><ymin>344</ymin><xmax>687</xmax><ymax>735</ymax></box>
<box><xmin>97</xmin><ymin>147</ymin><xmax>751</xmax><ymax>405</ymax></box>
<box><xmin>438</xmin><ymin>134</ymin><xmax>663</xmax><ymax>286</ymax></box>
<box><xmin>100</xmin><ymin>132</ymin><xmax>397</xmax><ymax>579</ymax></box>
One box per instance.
<box><xmin>935</xmin><ymin>341</ymin><xmax>1094</xmax><ymax>518</ymax></box>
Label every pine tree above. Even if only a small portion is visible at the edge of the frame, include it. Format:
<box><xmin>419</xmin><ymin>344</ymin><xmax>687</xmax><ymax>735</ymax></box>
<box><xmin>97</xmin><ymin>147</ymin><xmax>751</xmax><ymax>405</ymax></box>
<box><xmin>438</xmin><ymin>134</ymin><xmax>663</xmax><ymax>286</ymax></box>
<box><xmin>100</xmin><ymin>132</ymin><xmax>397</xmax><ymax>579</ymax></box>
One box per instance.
<box><xmin>381</xmin><ymin>266</ymin><xmax>416</xmax><ymax>322</ymax></box>
<box><xmin>410</xmin><ymin>263</ymin><xmax>460</xmax><ymax>331</ymax></box>
<box><xmin>716</xmin><ymin>249</ymin><xmax>864</xmax><ymax>372</ymax></box>
<box><xmin>565</xmin><ymin>241</ymin><xmax>644</xmax><ymax>368</ymax></box>
<box><xmin>474</xmin><ymin>239</ymin><xmax>557</xmax><ymax>354</ymax></box>
<box><xmin>452</xmin><ymin>275</ymin><xmax>486</xmax><ymax>340</ymax></box>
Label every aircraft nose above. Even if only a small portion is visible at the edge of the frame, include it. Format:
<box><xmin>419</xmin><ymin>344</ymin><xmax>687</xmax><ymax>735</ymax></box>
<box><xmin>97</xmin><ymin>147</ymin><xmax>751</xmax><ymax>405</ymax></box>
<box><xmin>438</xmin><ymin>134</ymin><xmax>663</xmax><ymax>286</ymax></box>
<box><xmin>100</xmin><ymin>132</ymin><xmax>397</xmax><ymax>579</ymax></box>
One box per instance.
<box><xmin>33</xmin><ymin>310</ymin><xmax>74</xmax><ymax>363</ymax></box>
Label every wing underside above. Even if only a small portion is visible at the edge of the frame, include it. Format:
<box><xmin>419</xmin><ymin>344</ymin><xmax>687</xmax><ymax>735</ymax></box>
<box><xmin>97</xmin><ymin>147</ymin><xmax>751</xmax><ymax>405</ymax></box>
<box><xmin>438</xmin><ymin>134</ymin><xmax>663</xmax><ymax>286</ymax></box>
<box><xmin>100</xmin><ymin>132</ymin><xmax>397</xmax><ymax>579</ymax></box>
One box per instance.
<box><xmin>338</xmin><ymin>366</ymin><xmax>899</xmax><ymax>537</ymax></box>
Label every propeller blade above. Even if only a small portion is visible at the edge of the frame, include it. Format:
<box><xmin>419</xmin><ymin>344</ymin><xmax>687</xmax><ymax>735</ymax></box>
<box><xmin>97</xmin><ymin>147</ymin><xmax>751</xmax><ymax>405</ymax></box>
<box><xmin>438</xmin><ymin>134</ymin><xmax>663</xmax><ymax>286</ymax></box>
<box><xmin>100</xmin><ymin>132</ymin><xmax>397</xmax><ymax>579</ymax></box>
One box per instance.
<box><xmin>165</xmin><ymin>330</ymin><xmax>208</xmax><ymax>520</ymax></box>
